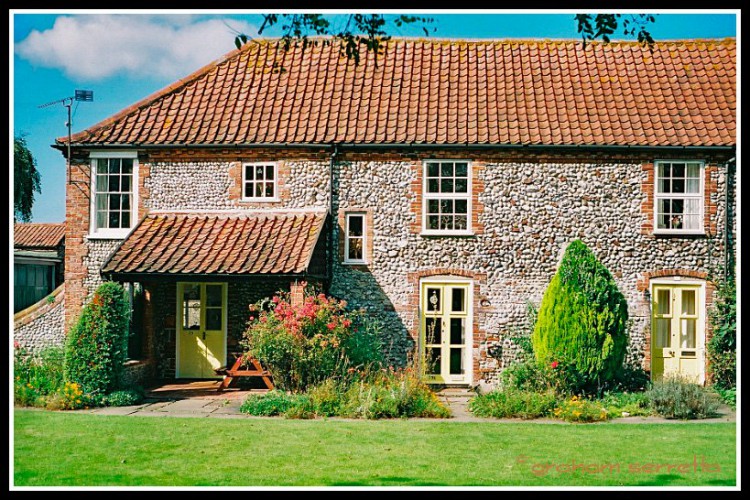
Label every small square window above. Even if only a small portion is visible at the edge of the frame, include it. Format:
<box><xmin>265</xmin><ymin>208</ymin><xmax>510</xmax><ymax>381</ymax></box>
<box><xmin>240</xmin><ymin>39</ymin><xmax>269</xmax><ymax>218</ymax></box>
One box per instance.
<box><xmin>654</xmin><ymin>161</ymin><xmax>704</xmax><ymax>234</ymax></box>
<box><xmin>242</xmin><ymin>163</ymin><xmax>278</xmax><ymax>201</ymax></box>
<box><xmin>344</xmin><ymin>213</ymin><xmax>367</xmax><ymax>264</ymax></box>
<box><xmin>422</xmin><ymin>160</ymin><xmax>472</xmax><ymax>234</ymax></box>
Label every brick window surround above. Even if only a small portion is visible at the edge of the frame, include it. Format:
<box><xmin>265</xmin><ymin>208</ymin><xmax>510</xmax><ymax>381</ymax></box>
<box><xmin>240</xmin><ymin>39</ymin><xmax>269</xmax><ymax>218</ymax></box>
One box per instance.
<box><xmin>229</xmin><ymin>160</ymin><xmax>290</xmax><ymax>207</ymax></box>
<box><xmin>410</xmin><ymin>160</ymin><xmax>486</xmax><ymax>235</ymax></box>
<box><xmin>337</xmin><ymin>209</ymin><xmax>374</xmax><ymax>271</ymax></box>
<box><xmin>641</xmin><ymin>161</ymin><xmax>718</xmax><ymax>236</ymax></box>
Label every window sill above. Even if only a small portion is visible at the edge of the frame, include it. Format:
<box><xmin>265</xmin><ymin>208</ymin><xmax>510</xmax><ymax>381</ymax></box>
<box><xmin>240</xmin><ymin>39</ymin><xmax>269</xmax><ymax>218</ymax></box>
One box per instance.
<box><xmin>343</xmin><ymin>260</ymin><xmax>368</xmax><ymax>266</ymax></box>
<box><xmin>653</xmin><ymin>231</ymin><xmax>706</xmax><ymax>238</ymax></box>
<box><xmin>240</xmin><ymin>198</ymin><xmax>281</xmax><ymax>203</ymax></box>
<box><xmin>420</xmin><ymin>230</ymin><xmax>475</xmax><ymax>238</ymax></box>
<box><xmin>86</xmin><ymin>231</ymin><xmax>131</xmax><ymax>240</ymax></box>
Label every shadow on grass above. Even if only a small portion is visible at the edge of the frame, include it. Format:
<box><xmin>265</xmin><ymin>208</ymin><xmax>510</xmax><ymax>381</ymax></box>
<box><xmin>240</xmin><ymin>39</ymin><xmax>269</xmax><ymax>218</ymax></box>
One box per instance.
<box><xmin>331</xmin><ymin>476</ymin><xmax>445</xmax><ymax>486</ymax></box>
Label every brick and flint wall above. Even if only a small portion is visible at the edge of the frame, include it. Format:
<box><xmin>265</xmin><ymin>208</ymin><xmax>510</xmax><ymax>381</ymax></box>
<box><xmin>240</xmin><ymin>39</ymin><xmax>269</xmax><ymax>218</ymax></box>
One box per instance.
<box><xmin>65</xmin><ymin>146</ymin><xmax>734</xmax><ymax>385</ymax></box>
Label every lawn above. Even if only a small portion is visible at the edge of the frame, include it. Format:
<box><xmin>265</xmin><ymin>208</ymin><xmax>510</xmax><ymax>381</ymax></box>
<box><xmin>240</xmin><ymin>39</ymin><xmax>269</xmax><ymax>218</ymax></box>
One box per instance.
<box><xmin>13</xmin><ymin>409</ymin><xmax>735</xmax><ymax>487</ymax></box>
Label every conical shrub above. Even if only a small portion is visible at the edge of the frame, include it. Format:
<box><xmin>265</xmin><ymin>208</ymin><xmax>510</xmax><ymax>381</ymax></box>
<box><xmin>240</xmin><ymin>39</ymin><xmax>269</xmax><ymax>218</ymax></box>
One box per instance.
<box><xmin>532</xmin><ymin>240</ymin><xmax>628</xmax><ymax>392</ymax></box>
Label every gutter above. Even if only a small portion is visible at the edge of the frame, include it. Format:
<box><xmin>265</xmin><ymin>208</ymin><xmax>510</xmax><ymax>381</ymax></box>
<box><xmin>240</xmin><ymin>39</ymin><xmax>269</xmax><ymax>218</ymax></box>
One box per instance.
<box><xmin>724</xmin><ymin>156</ymin><xmax>736</xmax><ymax>281</ymax></box>
<box><xmin>328</xmin><ymin>143</ymin><xmax>339</xmax><ymax>290</ymax></box>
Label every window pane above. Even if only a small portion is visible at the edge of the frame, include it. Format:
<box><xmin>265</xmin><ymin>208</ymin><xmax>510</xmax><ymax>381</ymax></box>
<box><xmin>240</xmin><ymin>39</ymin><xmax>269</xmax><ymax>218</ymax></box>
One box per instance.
<box><xmin>348</xmin><ymin>238</ymin><xmax>363</xmax><ymax>260</ymax></box>
<box><xmin>427</xmin><ymin>162</ymin><xmax>439</xmax><ymax>178</ymax></box>
<box><xmin>686</xmin><ymin>179</ymin><xmax>699</xmax><ymax>193</ymax></box>
<box><xmin>204</xmin><ymin>285</ymin><xmax>222</xmax><ymax>307</ymax></box>
<box><xmin>659</xmin><ymin>163</ymin><xmax>671</xmax><ymax>178</ymax></box>
<box><xmin>440</xmin><ymin>199</ymin><xmax>454</xmax><ymax>214</ymax></box>
<box><xmin>97</xmin><ymin>210</ymin><xmax>108</xmax><ymax>229</ymax></box>
<box><xmin>450</xmin><ymin>348</ymin><xmax>464</xmax><ymax>374</ymax></box>
<box><xmin>109</xmin><ymin>194</ymin><xmax>121</xmax><ymax>210</ymax></box>
<box><xmin>450</xmin><ymin>318</ymin><xmax>464</xmax><ymax>344</ymax></box>
<box><xmin>255</xmin><ymin>166</ymin><xmax>265</xmax><ymax>179</ymax></box>
<box><xmin>206</xmin><ymin>309</ymin><xmax>222</xmax><ymax>330</ymax></box>
<box><xmin>440</xmin><ymin>215</ymin><xmax>453</xmax><ymax>230</ymax></box>
<box><xmin>121</xmin><ymin>159</ymin><xmax>133</xmax><ymax>175</ymax></box>
<box><xmin>427</xmin><ymin>179</ymin><xmax>439</xmax><ymax>193</ymax></box>
<box><xmin>244</xmin><ymin>183</ymin><xmax>254</xmax><ymax>198</ymax></box>
<box><xmin>672</xmin><ymin>179</ymin><xmax>685</xmax><ymax>193</ymax></box>
<box><xmin>441</xmin><ymin>162</ymin><xmax>453</xmax><ymax>177</ymax></box>
<box><xmin>655</xmin><ymin>318</ymin><xmax>671</xmax><ymax>348</ymax></box>
<box><xmin>670</xmin><ymin>214</ymin><xmax>683</xmax><ymax>229</ymax></box>
<box><xmin>672</xmin><ymin>163</ymin><xmax>685</xmax><ymax>178</ymax></box>
<box><xmin>451</xmin><ymin>288</ymin><xmax>465</xmax><ymax>313</ymax></box>
<box><xmin>255</xmin><ymin>183</ymin><xmax>263</xmax><ymax>198</ymax></box>
<box><xmin>122</xmin><ymin>194</ymin><xmax>131</xmax><ymax>210</ymax></box>
<box><xmin>428</xmin><ymin>215</ymin><xmax>439</xmax><ymax>229</ymax></box>
<box><xmin>454</xmin><ymin>215</ymin><xmax>467</xmax><ymax>230</ymax></box>
<box><xmin>108</xmin><ymin>158</ymin><xmax>121</xmax><ymax>174</ymax></box>
<box><xmin>266</xmin><ymin>165</ymin><xmax>274</xmax><ymax>180</ymax></box>
<box><xmin>121</xmin><ymin>211</ymin><xmax>130</xmax><ymax>228</ymax></box>
<box><xmin>265</xmin><ymin>182</ymin><xmax>274</xmax><ymax>198</ymax></box>
<box><xmin>245</xmin><ymin>165</ymin><xmax>254</xmax><ymax>180</ymax></box>
<box><xmin>455</xmin><ymin>199</ymin><xmax>467</xmax><ymax>214</ymax></box>
<box><xmin>658</xmin><ymin>199</ymin><xmax>671</xmax><ymax>215</ymax></box>
<box><xmin>426</xmin><ymin>287</ymin><xmax>441</xmax><ymax>312</ymax></box>
<box><xmin>672</xmin><ymin>199</ymin><xmax>684</xmax><ymax>214</ymax></box>
<box><xmin>96</xmin><ymin>174</ymin><xmax>108</xmax><ymax>192</ymax></box>
<box><xmin>658</xmin><ymin>179</ymin><xmax>671</xmax><ymax>193</ymax></box>
<box><xmin>348</xmin><ymin>215</ymin><xmax>363</xmax><ymax>236</ymax></box>
<box><xmin>426</xmin><ymin>348</ymin><xmax>441</xmax><ymax>375</ymax></box>
<box><xmin>681</xmin><ymin>319</ymin><xmax>696</xmax><ymax>348</ymax></box>
<box><xmin>683</xmin><ymin>214</ymin><xmax>700</xmax><ymax>230</ymax></box>
<box><xmin>455</xmin><ymin>178</ymin><xmax>468</xmax><ymax>193</ymax></box>
<box><xmin>109</xmin><ymin>211</ymin><xmax>121</xmax><ymax>228</ymax></box>
<box><xmin>687</xmin><ymin>163</ymin><xmax>700</xmax><ymax>178</ymax></box>
<box><xmin>108</xmin><ymin>175</ymin><xmax>120</xmax><ymax>192</ymax></box>
<box><xmin>440</xmin><ymin>178</ymin><xmax>454</xmax><ymax>193</ymax></box>
<box><xmin>681</xmin><ymin>290</ymin><xmax>696</xmax><ymax>315</ymax></box>
<box><xmin>656</xmin><ymin>289</ymin><xmax>671</xmax><ymax>315</ymax></box>
<box><xmin>657</xmin><ymin>214</ymin><xmax>669</xmax><ymax>229</ymax></box>
<box><xmin>455</xmin><ymin>162</ymin><xmax>468</xmax><ymax>177</ymax></box>
<box><xmin>427</xmin><ymin>199</ymin><xmax>439</xmax><ymax>214</ymax></box>
<box><xmin>425</xmin><ymin>317</ymin><xmax>442</xmax><ymax>344</ymax></box>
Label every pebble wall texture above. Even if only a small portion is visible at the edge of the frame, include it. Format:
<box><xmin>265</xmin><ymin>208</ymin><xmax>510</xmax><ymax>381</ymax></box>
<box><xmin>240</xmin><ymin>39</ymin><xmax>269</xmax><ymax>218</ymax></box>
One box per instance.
<box><xmin>83</xmin><ymin>239</ymin><xmax>122</xmax><ymax>297</ymax></box>
<box><xmin>69</xmin><ymin>154</ymin><xmax>732</xmax><ymax>388</ymax></box>
<box><xmin>14</xmin><ymin>290</ymin><xmax>66</xmax><ymax>353</ymax></box>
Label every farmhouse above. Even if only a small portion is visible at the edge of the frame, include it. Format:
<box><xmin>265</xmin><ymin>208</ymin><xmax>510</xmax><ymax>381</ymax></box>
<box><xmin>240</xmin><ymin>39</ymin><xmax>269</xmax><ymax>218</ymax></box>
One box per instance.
<box><xmin>49</xmin><ymin>38</ymin><xmax>735</xmax><ymax>388</ymax></box>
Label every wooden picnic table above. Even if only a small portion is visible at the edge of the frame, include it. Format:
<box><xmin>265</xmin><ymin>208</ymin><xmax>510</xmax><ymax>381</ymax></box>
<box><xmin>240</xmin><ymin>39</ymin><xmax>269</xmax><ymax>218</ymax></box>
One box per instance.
<box><xmin>215</xmin><ymin>353</ymin><xmax>274</xmax><ymax>391</ymax></box>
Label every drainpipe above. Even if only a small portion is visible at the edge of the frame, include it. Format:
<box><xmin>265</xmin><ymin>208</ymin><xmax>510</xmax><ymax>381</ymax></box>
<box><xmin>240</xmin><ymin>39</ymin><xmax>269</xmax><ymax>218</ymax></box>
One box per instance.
<box><xmin>724</xmin><ymin>157</ymin><xmax>736</xmax><ymax>282</ymax></box>
<box><xmin>328</xmin><ymin>143</ymin><xmax>339</xmax><ymax>292</ymax></box>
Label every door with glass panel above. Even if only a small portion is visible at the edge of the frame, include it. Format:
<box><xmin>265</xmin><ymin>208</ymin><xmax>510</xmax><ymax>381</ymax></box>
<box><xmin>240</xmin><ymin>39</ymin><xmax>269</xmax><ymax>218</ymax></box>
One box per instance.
<box><xmin>421</xmin><ymin>281</ymin><xmax>472</xmax><ymax>384</ymax></box>
<box><xmin>177</xmin><ymin>283</ymin><xmax>227</xmax><ymax>379</ymax></box>
<box><xmin>651</xmin><ymin>284</ymin><xmax>704</xmax><ymax>383</ymax></box>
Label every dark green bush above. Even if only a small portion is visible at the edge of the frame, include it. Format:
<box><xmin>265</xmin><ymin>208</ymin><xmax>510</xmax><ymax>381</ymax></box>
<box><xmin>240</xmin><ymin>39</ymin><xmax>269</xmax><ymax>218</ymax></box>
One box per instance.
<box><xmin>14</xmin><ymin>345</ymin><xmax>65</xmax><ymax>407</ymax></box>
<box><xmin>240</xmin><ymin>390</ymin><xmax>309</xmax><ymax>416</ymax></box>
<box><xmin>714</xmin><ymin>387</ymin><xmax>736</xmax><ymax>410</ymax></box>
<box><xmin>707</xmin><ymin>277</ymin><xmax>736</xmax><ymax>390</ymax></box>
<box><xmin>646</xmin><ymin>376</ymin><xmax>720</xmax><ymax>419</ymax></box>
<box><xmin>104</xmin><ymin>389</ymin><xmax>144</xmax><ymax>407</ymax></box>
<box><xmin>64</xmin><ymin>282</ymin><xmax>130</xmax><ymax>397</ymax></box>
<box><xmin>532</xmin><ymin>240</ymin><xmax>628</xmax><ymax>394</ymax></box>
<box><xmin>469</xmin><ymin>389</ymin><xmax>558</xmax><ymax>419</ymax></box>
<box><xmin>599</xmin><ymin>391</ymin><xmax>652</xmax><ymax>417</ymax></box>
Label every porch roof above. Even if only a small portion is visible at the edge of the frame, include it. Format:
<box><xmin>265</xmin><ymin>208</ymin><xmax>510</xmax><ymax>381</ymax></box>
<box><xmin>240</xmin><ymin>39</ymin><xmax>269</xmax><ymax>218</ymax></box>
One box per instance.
<box><xmin>101</xmin><ymin>211</ymin><xmax>326</xmax><ymax>279</ymax></box>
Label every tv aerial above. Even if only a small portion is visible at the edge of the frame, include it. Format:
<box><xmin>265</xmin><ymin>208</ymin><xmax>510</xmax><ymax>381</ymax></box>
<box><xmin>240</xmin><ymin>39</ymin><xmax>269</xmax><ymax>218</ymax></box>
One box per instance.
<box><xmin>39</xmin><ymin>90</ymin><xmax>94</xmax><ymax>184</ymax></box>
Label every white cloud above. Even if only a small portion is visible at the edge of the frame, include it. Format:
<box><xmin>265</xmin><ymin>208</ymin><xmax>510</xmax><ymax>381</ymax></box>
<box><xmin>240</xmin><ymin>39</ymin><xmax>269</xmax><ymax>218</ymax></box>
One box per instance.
<box><xmin>15</xmin><ymin>14</ymin><xmax>257</xmax><ymax>81</ymax></box>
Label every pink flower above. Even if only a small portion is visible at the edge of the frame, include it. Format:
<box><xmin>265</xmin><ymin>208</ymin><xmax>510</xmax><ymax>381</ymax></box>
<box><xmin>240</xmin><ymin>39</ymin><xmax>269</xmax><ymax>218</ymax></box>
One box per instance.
<box><xmin>551</xmin><ymin>361</ymin><xmax>559</xmax><ymax>369</ymax></box>
<box><xmin>248</xmin><ymin>315</ymin><xmax>255</xmax><ymax>322</ymax></box>
<box><xmin>14</xmin><ymin>340</ymin><xmax>20</xmax><ymax>349</ymax></box>
<box><xmin>342</xmin><ymin>319</ymin><xmax>352</xmax><ymax>328</ymax></box>
<box><xmin>272</xmin><ymin>296</ymin><xmax>280</xmax><ymax>304</ymax></box>
<box><xmin>327</xmin><ymin>322</ymin><xmax>336</xmax><ymax>330</ymax></box>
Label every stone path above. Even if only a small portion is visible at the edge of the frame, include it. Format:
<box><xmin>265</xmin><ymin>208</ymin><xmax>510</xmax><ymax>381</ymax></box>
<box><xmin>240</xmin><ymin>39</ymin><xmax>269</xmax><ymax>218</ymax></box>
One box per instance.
<box><xmin>83</xmin><ymin>383</ymin><xmax>736</xmax><ymax>423</ymax></box>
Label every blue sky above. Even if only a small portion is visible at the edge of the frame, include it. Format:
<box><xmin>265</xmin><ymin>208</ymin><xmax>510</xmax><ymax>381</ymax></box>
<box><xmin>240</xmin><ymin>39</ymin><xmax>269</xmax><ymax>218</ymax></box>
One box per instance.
<box><xmin>11</xmin><ymin>11</ymin><xmax>738</xmax><ymax>223</ymax></box>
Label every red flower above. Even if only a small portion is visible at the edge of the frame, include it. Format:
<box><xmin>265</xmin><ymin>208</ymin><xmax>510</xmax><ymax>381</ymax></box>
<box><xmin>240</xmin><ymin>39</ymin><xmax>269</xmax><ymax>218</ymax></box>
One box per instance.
<box><xmin>551</xmin><ymin>361</ymin><xmax>559</xmax><ymax>369</ymax></box>
<box><xmin>272</xmin><ymin>296</ymin><xmax>280</xmax><ymax>304</ymax></box>
<box><xmin>342</xmin><ymin>319</ymin><xmax>352</xmax><ymax>328</ymax></box>
<box><xmin>327</xmin><ymin>322</ymin><xmax>336</xmax><ymax>330</ymax></box>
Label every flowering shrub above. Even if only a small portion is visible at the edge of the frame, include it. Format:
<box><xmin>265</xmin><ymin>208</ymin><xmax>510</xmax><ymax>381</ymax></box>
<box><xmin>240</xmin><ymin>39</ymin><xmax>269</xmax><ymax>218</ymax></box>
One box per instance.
<box><xmin>45</xmin><ymin>382</ymin><xmax>87</xmax><ymax>411</ymax></box>
<box><xmin>553</xmin><ymin>396</ymin><xmax>609</xmax><ymax>423</ymax></box>
<box><xmin>14</xmin><ymin>344</ymin><xmax>65</xmax><ymax>407</ymax></box>
<box><xmin>242</xmin><ymin>287</ymin><xmax>383</xmax><ymax>392</ymax></box>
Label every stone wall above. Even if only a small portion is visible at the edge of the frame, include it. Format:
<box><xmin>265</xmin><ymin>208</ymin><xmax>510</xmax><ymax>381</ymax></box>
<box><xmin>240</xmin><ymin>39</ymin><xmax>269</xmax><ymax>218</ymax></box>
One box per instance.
<box><xmin>14</xmin><ymin>284</ymin><xmax>66</xmax><ymax>353</ymax></box>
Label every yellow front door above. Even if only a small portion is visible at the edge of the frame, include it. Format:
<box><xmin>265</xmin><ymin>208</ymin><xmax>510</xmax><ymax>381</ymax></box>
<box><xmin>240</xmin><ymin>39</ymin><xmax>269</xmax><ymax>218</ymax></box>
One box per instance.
<box><xmin>177</xmin><ymin>283</ymin><xmax>227</xmax><ymax>379</ymax></box>
<box><xmin>421</xmin><ymin>281</ymin><xmax>472</xmax><ymax>385</ymax></box>
<box><xmin>651</xmin><ymin>284</ymin><xmax>704</xmax><ymax>383</ymax></box>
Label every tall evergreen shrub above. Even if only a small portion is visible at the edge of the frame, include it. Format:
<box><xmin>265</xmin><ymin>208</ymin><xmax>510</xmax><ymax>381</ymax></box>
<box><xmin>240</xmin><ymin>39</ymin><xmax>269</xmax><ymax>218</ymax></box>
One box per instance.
<box><xmin>64</xmin><ymin>282</ymin><xmax>130</xmax><ymax>395</ymax></box>
<box><xmin>532</xmin><ymin>240</ymin><xmax>628</xmax><ymax>392</ymax></box>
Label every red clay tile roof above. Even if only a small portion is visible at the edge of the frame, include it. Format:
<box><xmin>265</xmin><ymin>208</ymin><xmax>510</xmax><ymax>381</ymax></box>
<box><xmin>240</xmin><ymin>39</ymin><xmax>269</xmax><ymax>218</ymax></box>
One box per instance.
<box><xmin>101</xmin><ymin>211</ymin><xmax>326</xmax><ymax>276</ymax></box>
<box><xmin>14</xmin><ymin>223</ymin><xmax>65</xmax><ymax>249</ymax></box>
<box><xmin>62</xmin><ymin>38</ymin><xmax>736</xmax><ymax>148</ymax></box>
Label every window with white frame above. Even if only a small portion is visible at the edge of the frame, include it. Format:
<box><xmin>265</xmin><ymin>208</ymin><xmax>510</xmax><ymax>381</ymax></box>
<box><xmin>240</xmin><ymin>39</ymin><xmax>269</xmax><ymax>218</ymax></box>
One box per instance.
<box><xmin>344</xmin><ymin>213</ymin><xmax>366</xmax><ymax>264</ymax></box>
<box><xmin>423</xmin><ymin>160</ymin><xmax>471</xmax><ymax>233</ymax></box>
<box><xmin>91</xmin><ymin>154</ymin><xmax>137</xmax><ymax>236</ymax></box>
<box><xmin>654</xmin><ymin>161</ymin><xmax>704</xmax><ymax>233</ymax></box>
<box><xmin>243</xmin><ymin>163</ymin><xmax>277</xmax><ymax>200</ymax></box>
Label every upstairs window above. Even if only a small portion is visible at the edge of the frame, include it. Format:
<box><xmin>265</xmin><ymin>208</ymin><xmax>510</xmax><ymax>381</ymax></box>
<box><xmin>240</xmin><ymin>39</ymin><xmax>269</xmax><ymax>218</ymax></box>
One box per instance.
<box><xmin>423</xmin><ymin>160</ymin><xmax>472</xmax><ymax>234</ymax></box>
<box><xmin>344</xmin><ymin>213</ymin><xmax>366</xmax><ymax>264</ymax></box>
<box><xmin>243</xmin><ymin>163</ymin><xmax>277</xmax><ymax>201</ymax></box>
<box><xmin>654</xmin><ymin>161</ymin><xmax>704</xmax><ymax>234</ymax></box>
<box><xmin>90</xmin><ymin>152</ymin><xmax>138</xmax><ymax>237</ymax></box>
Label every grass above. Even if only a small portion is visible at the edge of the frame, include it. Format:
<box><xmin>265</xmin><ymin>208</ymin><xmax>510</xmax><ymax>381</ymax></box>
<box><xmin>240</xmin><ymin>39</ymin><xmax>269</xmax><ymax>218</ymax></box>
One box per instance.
<box><xmin>13</xmin><ymin>409</ymin><xmax>735</xmax><ymax>487</ymax></box>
